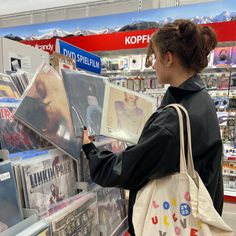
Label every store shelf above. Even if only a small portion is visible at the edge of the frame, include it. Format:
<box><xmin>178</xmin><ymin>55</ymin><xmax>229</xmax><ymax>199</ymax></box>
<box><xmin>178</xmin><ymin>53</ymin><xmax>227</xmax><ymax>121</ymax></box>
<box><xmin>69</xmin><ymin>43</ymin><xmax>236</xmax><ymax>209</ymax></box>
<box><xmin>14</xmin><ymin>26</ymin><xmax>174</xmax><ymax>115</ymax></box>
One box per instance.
<box><xmin>202</xmin><ymin>67</ymin><xmax>236</xmax><ymax>73</ymax></box>
<box><xmin>223</xmin><ymin>173</ymin><xmax>236</xmax><ymax>177</ymax></box>
<box><xmin>102</xmin><ymin>69</ymin><xmax>155</xmax><ymax>76</ymax></box>
<box><xmin>224</xmin><ymin>157</ymin><xmax>236</xmax><ymax>161</ymax></box>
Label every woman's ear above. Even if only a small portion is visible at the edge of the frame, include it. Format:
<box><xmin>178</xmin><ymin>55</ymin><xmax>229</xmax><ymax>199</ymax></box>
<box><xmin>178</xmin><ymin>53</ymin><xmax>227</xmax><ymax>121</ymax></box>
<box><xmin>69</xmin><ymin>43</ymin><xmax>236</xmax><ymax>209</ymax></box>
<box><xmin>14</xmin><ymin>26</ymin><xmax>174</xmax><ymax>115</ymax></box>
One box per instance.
<box><xmin>165</xmin><ymin>51</ymin><xmax>174</xmax><ymax>68</ymax></box>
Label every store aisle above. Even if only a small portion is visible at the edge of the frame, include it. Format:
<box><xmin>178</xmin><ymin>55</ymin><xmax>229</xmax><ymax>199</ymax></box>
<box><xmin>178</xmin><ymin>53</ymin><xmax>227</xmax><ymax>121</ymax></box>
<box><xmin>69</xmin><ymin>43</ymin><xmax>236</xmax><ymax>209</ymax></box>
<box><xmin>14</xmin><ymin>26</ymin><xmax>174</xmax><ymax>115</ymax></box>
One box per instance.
<box><xmin>223</xmin><ymin>202</ymin><xmax>236</xmax><ymax>235</ymax></box>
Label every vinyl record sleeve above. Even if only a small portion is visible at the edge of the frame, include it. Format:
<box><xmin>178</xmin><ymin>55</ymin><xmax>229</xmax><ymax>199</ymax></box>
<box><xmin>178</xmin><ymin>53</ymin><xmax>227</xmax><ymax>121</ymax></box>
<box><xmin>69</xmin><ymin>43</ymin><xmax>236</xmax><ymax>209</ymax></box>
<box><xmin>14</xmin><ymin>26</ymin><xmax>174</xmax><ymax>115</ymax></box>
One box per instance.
<box><xmin>0</xmin><ymin>161</ymin><xmax>23</xmax><ymax>232</ymax></box>
<box><xmin>100</xmin><ymin>82</ymin><xmax>156</xmax><ymax>144</ymax></box>
<box><xmin>21</xmin><ymin>149</ymin><xmax>77</xmax><ymax>214</ymax></box>
<box><xmin>0</xmin><ymin>73</ymin><xmax>20</xmax><ymax>98</ymax></box>
<box><xmin>96</xmin><ymin>187</ymin><xmax>126</xmax><ymax>236</ymax></box>
<box><xmin>62</xmin><ymin>69</ymin><xmax>106</xmax><ymax>136</ymax></box>
<box><xmin>14</xmin><ymin>63</ymin><xmax>82</xmax><ymax>160</ymax></box>
<box><xmin>49</xmin><ymin>192</ymin><xmax>98</xmax><ymax>236</ymax></box>
<box><xmin>0</xmin><ymin>99</ymin><xmax>49</xmax><ymax>153</ymax></box>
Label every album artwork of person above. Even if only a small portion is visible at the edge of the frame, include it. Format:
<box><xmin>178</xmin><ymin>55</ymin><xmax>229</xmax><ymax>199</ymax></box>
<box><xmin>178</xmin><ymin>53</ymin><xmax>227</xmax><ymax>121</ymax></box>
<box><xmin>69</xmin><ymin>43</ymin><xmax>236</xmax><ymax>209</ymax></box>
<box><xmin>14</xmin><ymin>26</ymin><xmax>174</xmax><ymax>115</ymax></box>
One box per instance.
<box><xmin>213</xmin><ymin>47</ymin><xmax>232</xmax><ymax>67</ymax></box>
<box><xmin>61</xmin><ymin>70</ymin><xmax>105</xmax><ymax>137</ymax></box>
<box><xmin>103</xmin><ymin>85</ymin><xmax>155</xmax><ymax>143</ymax></box>
<box><xmin>15</xmin><ymin>63</ymin><xmax>82</xmax><ymax>159</ymax></box>
<box><xmin>231</xmin><ymin>47</ymin><xmax>236</xmax><ymax>67</ymax></box>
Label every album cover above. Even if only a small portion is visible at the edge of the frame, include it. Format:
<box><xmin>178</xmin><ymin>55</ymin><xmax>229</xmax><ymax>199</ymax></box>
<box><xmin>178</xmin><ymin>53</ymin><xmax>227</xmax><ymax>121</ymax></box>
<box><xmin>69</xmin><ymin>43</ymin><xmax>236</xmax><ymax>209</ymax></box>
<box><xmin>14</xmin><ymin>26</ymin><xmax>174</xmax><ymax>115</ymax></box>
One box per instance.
<box><xmin>202</xmin><ymin>74</ymin><xmax>218</xmax><ymax>90</ymax></box>
<box><xmin>0</xmin><ymin>161</ymin><xmax>23</xmax><ymax>233</ymax></box>
<box><xmin>7</xmin><ymin>70</ymin><xmax>32</xmax><ymax>95</ymax></box>
<box><xmin>118</xmin><ymin>57</ymin><xmax>129</xmax><ymax>71</ymax></box>
<box><xmin>13</xmin><ymin>164</ymin><xmax>25</xmax><ymax>209</ymax></box>
<box><xmin>217</xmin><ymin>73</ymin><xmax>230</xmax><ymax>90</ymax></box>
<box><xmin>127</xmin><ymin>78</ymin><xmax>134</xmax><ymax>90</ymax></box>
<box><xmin>50</xmin><ymin>192</ymin><xmax>98</xmax><ymax>236</ymax></box>
<box><xmin>217</xmin><ymin>112</ymin><xmax>228</xmax><ymax>126</ymax></box>
<box><xmin>0</xmin><ymin>99</ymin><xmax>49</xmax><ymax>153</ymax></box>
<box><xmin>96</xmin><ymin>187</ymin><xmax>126</xmax><ymax>236</ymax></box>
<box><xmin>213</xmin><ymin>96</ymin><xmax>229</xmax><ymax>110</ymax></box>
<box><xmin>101</xmin><ymin>83</ymin><xmax>156</xmax><ymax>143</ymax></box>
<box><xmin>62</xmin><ymin>69</ymin><xmax>106</xmax><ymax>136</ymax></box>
<box><xmin>14</xmin><ymin>63</ymin><xmax>82</xmax><ymax>160</ymax></box>
<box><xmin>231</xmin><ymin>47</ymin><xmax>236</xmax><ymax>67</ymax></box>
<box><xmin>50</xmin><ymin>52</ymin><xmax>76</xmax><ymax>76</ymax></box>
<box><xmin>21</xmin><ymin>150</ymin><xmax>77</xmax><ymax>214</ymax></box>
<box><xmin>129</xmin><ymin>55</ymin><xmax>142</xmax><ymax>71</ymax></box>
<box><xmin>230</xmin><ymin>72</ymin><xmax>236</xmax><ymax>89</ymax></box>
<box><xmin>213</xmin><ymin>47</ymin><xmax>232</xmax><ymax>67</ymax></box>
<box><xmin>0</xmin><ymin>73</ymin><xmax>20</xmax><ymax>98</ymax></box>
<box><xmin>133</xmin><ymin>78</ymin><xmax>140</xmax><ymax>91</ymax></box>
<box><xmin>108</xmin><ymin>59</ymin><xmax>119</xmax><ymax>71</ymax></box>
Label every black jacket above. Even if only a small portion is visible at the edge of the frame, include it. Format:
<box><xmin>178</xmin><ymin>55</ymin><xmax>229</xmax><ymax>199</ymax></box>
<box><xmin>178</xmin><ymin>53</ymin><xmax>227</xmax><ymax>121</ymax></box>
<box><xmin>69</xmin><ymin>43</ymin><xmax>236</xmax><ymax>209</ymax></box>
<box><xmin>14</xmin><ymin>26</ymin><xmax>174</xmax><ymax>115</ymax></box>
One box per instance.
<box><xmin>82</xmin><ymin>75</ymin><xmax>223</xmax><ymax>236</ymax></box>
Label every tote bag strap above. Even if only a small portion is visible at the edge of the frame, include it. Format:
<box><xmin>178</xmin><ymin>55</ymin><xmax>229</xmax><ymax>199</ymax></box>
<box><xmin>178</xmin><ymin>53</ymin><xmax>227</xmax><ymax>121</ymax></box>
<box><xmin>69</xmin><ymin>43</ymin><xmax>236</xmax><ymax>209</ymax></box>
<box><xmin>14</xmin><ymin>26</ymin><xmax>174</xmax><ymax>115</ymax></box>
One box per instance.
<box><xmin>165</xmin><ymin>104</ymin><xmax>196</xmax><ymax>178</ymax></box>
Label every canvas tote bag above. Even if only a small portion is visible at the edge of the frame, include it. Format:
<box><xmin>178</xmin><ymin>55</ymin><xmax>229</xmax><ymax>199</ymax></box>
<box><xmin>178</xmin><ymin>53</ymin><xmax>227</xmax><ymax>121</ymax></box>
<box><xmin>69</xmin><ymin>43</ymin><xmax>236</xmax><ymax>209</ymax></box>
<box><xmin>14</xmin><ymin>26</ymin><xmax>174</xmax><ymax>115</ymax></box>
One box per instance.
<box><xmin>133</xmin><ymin>104</ymin><xmax>233</xmax><ymax>236</ymax></box>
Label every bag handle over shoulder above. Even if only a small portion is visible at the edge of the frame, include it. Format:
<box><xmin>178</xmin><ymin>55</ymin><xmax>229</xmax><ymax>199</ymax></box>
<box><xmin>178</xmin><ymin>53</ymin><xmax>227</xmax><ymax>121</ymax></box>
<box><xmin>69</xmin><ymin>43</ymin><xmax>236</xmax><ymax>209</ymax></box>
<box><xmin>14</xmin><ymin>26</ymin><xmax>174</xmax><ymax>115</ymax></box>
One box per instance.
<box><xmin>165</xmin><ymin>104</ymin><xmax>196</xmax><ymax>178</ymax></box>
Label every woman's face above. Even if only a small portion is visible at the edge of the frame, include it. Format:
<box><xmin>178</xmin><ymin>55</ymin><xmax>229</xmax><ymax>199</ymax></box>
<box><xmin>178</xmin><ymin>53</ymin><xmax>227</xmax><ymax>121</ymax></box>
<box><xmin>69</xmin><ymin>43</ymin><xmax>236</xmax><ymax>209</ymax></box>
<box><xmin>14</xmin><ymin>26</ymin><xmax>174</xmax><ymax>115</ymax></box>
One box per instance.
<box><xmin>152</xmin><ymin>45</ymin><xmax>172</xmax><ymax>84</ymax></box>
<box><xmin>125</xmin><ymin>93</ymin><xmax>137</xmax><ymax>103</ymax></box>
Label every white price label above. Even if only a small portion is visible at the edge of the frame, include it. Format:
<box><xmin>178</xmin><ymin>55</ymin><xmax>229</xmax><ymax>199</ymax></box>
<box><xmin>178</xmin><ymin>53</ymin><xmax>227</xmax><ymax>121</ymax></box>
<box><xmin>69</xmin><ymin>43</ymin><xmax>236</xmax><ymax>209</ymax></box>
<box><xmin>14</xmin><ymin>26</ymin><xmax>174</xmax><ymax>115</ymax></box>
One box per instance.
<box><xmin>0</xmin><ymin>172</ymin><xmax>11</xmax><ymax>181</ymax></box>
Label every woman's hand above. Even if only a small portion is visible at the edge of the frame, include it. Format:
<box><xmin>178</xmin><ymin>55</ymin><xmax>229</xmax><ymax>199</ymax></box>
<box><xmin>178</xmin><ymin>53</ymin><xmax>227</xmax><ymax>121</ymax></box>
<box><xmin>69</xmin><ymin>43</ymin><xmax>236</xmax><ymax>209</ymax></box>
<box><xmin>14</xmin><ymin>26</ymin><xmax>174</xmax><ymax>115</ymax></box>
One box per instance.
<box><xmin>83</xmin><ymin>127</ymin><xmax>94</xmax><ymax>145</ymax></box>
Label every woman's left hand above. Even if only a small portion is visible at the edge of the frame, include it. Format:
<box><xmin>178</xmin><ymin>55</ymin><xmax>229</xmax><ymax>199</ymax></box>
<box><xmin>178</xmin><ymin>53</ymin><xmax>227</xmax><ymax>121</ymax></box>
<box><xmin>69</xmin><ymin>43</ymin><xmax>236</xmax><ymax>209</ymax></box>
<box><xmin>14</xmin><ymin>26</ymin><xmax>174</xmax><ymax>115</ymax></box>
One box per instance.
<box><xmin>83</xmin><ymin>127</ymin><xmax>93</xmax><ymax>145</ymax></box>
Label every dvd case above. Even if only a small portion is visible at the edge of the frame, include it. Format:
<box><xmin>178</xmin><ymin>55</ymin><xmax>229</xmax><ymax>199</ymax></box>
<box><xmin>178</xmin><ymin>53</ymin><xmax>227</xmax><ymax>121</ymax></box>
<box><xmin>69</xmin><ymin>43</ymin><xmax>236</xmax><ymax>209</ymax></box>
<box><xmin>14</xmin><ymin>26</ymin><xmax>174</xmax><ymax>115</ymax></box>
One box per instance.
<box><xmin>100</xmin><ymin>82</ymin><xmax>156</xmax><ymax>143</ymax></box>
<box><xmin>0</xmin><ymin>98</ymin><xmax>49</xmax><ymax>153</ymax></box>
<box><xmin>14</xmin><ymin>63</ymin><xmax>82</xmax><ymax>160</ymax></box>
<box><xmin>0</xmin><ymin>161</ymin><xmax>23</xmax><ymax>233</ymax></box>
<box><xmin>61</xmin><ymin>69</ymin><xmax>106</xmax><ymax>136</ymax></box>
<box><xmin>21</xmin><ymin>149</ymin><xmax>77</xmax><ymax>214</ymax></box>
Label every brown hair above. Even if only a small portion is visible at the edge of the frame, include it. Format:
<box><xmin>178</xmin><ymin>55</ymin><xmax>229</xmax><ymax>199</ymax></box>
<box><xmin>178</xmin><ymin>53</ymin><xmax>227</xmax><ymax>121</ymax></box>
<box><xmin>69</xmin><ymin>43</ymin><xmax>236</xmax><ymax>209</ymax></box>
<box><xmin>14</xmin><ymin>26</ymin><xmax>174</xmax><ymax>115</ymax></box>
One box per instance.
<box><xmin>146</xmin><ymin>19</ymin><xmax>217</xmax><ymax>73</ymax></box>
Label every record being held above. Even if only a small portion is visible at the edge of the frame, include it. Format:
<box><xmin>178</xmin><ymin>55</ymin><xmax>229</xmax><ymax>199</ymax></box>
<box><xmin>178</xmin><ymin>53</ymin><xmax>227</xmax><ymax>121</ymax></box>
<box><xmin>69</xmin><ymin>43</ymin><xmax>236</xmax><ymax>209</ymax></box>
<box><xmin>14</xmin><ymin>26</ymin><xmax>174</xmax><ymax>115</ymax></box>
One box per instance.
<box><xmin>14</xmin><ymin>63</ymin><xmax>82</xmax><ymax>160</ymax></box>
<box><xmin>21</xmin><ymin>149</ymin><xmax>77</xmax><ymax>214</ymax></box>
<box><xmin>0</xmin><ymin>98</ymin><xmax>49</xmax><ymax>153</ymax></box>
<box><xmin>101</xmin><ymin>83</ymin><xmax>156</xmax><ymax>143</ymax></box>
<box><xmin>62</xmin><ymin>69</ymin><xmax>106</xmax><ymax>136</ymax></box>
<box><xmin>0</xmin><ymin>161</ymin><xmax>23</xmax><ymax>233</ymax></box>
<box><xmin>0</xmin><ymin>73</ymin><xmax>20</xmax><ymax>98</ymax></box>
<box><xmin>213</xmin><ymin>47</ymin><xmax>232</xmax><ymax>67</ymax></box>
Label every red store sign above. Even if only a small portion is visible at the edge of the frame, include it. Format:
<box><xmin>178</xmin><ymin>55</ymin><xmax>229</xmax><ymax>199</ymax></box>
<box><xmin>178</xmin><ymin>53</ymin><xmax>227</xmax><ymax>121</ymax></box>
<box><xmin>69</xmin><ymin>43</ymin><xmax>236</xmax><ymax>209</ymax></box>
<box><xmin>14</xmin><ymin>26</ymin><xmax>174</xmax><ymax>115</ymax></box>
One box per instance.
<box><xmin>21</xmin><ymin>21</ymin><xmax>236</xmax><ymax>54</ymax></box>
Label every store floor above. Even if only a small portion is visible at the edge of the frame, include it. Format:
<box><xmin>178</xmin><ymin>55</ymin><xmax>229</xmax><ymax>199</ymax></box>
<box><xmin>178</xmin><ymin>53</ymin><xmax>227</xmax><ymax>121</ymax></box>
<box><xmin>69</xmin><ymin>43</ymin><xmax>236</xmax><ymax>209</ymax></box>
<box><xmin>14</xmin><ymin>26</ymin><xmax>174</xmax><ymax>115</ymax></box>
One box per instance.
<box><xmin>222</xmin><ymin>202</ymin><xmax>236</xmax><ymax>235</ymax></box>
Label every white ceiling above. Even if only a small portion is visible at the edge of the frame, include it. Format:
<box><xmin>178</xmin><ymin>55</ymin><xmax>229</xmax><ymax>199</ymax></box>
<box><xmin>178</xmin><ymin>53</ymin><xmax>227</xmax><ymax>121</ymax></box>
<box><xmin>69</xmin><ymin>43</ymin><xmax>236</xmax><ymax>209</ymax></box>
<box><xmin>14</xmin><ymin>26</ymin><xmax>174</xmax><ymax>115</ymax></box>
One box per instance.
<box><xmin>0</xmin><ymin>0</ymin><xmax>111</xmax><ymax>16</ymax></box>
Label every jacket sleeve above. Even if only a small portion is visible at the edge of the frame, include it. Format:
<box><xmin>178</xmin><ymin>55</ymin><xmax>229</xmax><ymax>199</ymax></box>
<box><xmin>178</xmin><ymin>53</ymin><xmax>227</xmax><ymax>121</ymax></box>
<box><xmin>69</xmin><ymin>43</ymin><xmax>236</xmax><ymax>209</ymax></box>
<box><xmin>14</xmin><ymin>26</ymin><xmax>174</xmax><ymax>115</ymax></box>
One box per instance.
<box><xmin>82</xmin><ymin>108</ymin><xmax>180</xmax><ymax>190</ymax></box>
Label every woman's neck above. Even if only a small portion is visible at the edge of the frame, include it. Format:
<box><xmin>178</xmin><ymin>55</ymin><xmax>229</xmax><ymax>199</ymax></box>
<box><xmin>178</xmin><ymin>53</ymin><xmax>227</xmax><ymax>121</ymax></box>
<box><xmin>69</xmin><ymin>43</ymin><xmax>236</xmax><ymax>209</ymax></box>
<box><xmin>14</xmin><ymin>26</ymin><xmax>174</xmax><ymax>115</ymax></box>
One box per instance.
<box><xmin>169</xmin><ymin>70</ymin><xmax>196</xmax><ymax>87</ymax></box>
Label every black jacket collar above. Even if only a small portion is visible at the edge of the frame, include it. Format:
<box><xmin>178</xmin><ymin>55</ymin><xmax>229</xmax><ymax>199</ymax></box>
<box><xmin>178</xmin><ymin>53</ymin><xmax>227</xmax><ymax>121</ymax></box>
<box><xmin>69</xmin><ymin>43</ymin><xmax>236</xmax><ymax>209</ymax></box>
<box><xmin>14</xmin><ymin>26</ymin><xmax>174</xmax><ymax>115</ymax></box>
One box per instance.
<box><xmin>161</xmin><ymin>75</ymin><xmax>205</xmax><ymax>106</ymax></box>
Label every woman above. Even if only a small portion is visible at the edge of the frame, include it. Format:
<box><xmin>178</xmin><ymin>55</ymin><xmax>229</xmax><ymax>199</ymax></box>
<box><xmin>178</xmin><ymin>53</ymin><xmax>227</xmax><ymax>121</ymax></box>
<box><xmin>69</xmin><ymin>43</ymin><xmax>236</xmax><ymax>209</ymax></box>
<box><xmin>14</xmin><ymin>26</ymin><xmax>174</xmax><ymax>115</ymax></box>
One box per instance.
<box><xmin>83</xmin><ymin>19</ymin><xmax>222</xmax><ymax>235</ymax></box>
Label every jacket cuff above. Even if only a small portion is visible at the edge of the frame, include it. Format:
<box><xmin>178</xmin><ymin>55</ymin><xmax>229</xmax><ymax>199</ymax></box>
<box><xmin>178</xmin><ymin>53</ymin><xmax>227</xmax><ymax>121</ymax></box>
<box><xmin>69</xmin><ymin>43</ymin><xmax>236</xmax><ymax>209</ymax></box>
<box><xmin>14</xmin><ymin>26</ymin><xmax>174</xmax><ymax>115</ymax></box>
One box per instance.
<box><xmin>82</xmin><ymin>143</ymin><xmax>97</xmax><ymax>155</ymax></box>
